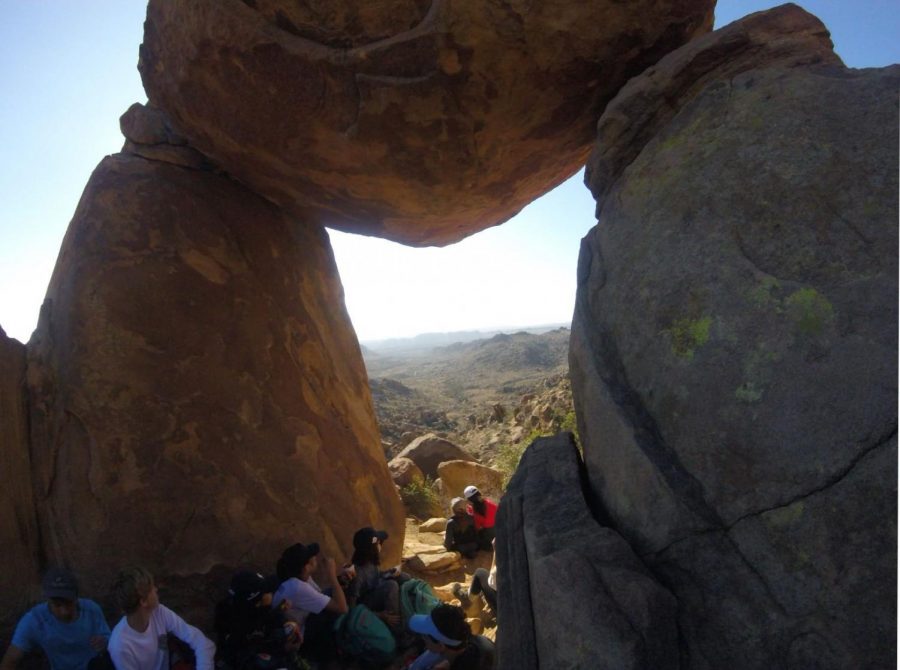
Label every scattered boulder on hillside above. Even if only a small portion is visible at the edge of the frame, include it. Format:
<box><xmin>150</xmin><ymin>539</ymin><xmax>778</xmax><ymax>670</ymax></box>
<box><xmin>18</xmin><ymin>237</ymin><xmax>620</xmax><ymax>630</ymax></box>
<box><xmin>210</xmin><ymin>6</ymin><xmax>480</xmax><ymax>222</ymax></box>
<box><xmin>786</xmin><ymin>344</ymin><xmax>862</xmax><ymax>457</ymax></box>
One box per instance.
<box><xmin>497</xmin><ymin>433</ymin><xmax>679</xmax><ymax>669</ymax></box>
<box><xmin>138</xmin><ymin>0</ymin><xmax>714</xmax><ymax>246</ymax></box>
<box><xmin>437</xmin><ymin>460</ymin><xmax>504</xmax><ymax>503</ymax></box>
<box><xmin>397</xmin><ymin>433</ymin><xmax>476</xmax><ymax>479</ymax></box>
<box><xmin>571</xmin><ymin>6</ymin><xmax>898</xmax><ymax>667</ymax></box>
<box><xmin>388</xmin><ymin>456</ymin><xmax>425</xmax><ymax>488</ymax></box>
<box><xmin>419</xmin><ymin>518</ymin><xmax>448</xmax><ymax>533</ymax></box>
<box><xmin>0</xmin><ymin>327</ymin><xmax>40</xmax><ymax>627</ymax></box>
<box><xmin>24</xmin><ymin>146</ymin><xmax>405</xmax><ymax>610</ymax></box>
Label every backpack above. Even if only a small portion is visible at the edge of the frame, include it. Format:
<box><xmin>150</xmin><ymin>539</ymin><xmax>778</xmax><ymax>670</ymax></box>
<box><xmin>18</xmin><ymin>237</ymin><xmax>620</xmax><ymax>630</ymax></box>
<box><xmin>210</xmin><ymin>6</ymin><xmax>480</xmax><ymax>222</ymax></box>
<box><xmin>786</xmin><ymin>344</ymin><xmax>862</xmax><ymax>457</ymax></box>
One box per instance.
<box><xmin>332</xmin><ymin>604</ymin><xmax>397</xmax><ymax>664</ymax></box>
<box><xmin>400</xmin><ymin>578</ymin><xmax>442</xmax><ymax>622</ymax></box>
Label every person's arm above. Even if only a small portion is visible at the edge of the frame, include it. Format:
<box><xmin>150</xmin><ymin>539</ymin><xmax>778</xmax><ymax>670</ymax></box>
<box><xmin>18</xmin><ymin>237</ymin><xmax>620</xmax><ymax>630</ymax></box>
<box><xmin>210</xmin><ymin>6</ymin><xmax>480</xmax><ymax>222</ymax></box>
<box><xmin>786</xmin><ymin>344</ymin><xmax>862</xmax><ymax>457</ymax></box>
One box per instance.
<box><xmin>159</xmin><ymin>605</ymin><xmax>216</xmax><ymax>670</ymax></box>
<box><xmin>0</xmin><ymin>645</ymin><xmax>25</xmax><ymax>670</ymax></box>
<box><xmin>443</xmin><ymin>520</ymin><xmax>456</xmax><ymax>551</ymax></box>
<box><xmin>85</xmin><ymin>600</ymin><xmax>110</xmax><ymax>651</ymax></box>
<box><xmin>320</xmin><ymin>558</ymin><xmax>348</xmax><ymax>615</ymax></box>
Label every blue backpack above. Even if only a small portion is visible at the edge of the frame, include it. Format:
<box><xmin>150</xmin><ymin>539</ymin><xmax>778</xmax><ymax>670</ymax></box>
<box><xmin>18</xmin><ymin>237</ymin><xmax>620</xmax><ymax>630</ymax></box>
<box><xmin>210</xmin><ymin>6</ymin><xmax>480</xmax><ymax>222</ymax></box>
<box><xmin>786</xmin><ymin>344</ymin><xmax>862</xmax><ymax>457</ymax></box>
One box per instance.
<box><xmin>400</xmin><ymin>578</ymin><xmax>442</xmax><ymax>622</ymax></box>
<box><xmin>332</xmin><ymin>604</ymin><xmax>397</xmax><ymax>664</ymax></box>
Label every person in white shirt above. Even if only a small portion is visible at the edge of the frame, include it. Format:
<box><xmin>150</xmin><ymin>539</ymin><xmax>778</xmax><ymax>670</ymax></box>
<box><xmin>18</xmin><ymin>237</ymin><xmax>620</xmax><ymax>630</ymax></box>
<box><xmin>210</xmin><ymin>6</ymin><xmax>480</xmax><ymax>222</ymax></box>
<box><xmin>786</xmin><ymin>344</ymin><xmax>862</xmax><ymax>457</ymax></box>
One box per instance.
<box><xmin>272</xmin><ymin>542</ymin><xmax>348</xmax><ymax>663</ymax></box>
<box><xmin>107</xmin><ymin>567</ymin><xmax>214</xmax><ymax>670</ymax></box>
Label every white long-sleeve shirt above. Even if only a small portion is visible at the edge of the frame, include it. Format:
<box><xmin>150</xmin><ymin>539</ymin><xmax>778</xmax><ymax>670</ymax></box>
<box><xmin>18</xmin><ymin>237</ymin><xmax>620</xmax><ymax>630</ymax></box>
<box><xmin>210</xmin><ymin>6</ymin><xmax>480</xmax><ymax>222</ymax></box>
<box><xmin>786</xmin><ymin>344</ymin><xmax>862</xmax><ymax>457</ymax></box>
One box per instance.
<box><xmin>108</xmin><ymin>604</ymin><xmax>215</xmax><ymax>670</ymax></box>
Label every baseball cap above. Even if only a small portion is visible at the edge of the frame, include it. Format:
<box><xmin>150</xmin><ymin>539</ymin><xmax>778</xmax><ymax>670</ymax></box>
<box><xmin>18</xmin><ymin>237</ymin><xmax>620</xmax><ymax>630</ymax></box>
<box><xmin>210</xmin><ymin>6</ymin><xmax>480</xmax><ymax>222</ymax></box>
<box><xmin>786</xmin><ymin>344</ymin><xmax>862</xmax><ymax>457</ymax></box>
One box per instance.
<box><xmin>463</xmin><ymin>485</ymin><xmax>480</xmax><ymax>499</ymax></box>
<box><xmin>352</xmin><ymin>527</ymin><xmax>389</xmax><ymax>551</ymax></box>
<box><xmin>229</xmin><ymin>571</ymin><xmax>279</xmax><ymax>605</ymax></box>
<box><xmin>408</xmin><ymin>612</ymin><xmax>463</xmax><ymax>647</ymax></box>
<box><xmin>42</xmin><ymin>568</ymin><xmax>78</xmax><ymax>600</ymax></box>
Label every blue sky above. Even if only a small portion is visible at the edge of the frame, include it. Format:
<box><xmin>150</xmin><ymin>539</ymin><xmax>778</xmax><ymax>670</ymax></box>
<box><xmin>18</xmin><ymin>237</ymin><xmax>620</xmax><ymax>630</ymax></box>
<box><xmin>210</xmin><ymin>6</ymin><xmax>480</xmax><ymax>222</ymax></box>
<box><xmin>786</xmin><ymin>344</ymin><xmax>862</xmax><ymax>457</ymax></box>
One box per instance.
<box><xmin>0</xmin><ymin>1</ymin><xmax>897</xmax><ymax>342</ymax></box>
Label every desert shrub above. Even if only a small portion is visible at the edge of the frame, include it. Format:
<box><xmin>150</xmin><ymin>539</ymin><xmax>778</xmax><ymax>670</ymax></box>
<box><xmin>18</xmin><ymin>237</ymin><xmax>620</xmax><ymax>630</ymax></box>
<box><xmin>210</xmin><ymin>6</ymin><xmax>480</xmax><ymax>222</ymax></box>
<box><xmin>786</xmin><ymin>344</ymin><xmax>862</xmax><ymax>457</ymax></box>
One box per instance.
<box><xmin>399</xmin><ymin>476</ymin><xmax>441</xmax><ymax>519</ymax></box>
<box><xmin>496</xmin><ymin>429</ymin><xmax>544</xmax><ymax>489</ymax></box>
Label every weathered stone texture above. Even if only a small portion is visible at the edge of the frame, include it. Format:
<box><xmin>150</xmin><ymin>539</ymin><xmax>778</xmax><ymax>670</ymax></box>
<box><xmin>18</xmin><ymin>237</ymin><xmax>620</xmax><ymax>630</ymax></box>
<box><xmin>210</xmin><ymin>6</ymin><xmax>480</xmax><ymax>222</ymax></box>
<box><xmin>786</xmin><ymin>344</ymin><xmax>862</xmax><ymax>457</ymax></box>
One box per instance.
<box><xmin>571</xmin><ymin>6</ymin><xmax>898</xmax><ymax>667</ymax></box>
<box><xmin>396</xmin><ymin>433</ymin><xmax>475</xmax><ymax>479</ymax></box>
<box><xmin>0</xmin><ymin>327</ymin><xmax>40</xmax><ymax>629</ymax></box>
<box><xmin>138</xmin><ymin>0</ymin><xmax>714</xmax><ymax>246</ymax></box>
<box><xmin>496</xmin><ymin>434</ymin><xmax>679</xmax><ymax>670</ymax></box>
<box><xmin>25</xmin><ymin>151</ymin><xmax>405</xmax><ymax>600</ymax></box>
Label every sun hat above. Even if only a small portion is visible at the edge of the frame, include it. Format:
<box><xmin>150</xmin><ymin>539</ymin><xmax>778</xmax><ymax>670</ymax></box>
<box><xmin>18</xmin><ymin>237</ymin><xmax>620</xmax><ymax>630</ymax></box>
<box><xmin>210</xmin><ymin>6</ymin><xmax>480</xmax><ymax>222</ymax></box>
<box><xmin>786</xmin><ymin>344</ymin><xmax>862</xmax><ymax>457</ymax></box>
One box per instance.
<box><xmin>408</xmin><ymin>612</ymin><xmax>463</xmax><ymax>647</ymax></box>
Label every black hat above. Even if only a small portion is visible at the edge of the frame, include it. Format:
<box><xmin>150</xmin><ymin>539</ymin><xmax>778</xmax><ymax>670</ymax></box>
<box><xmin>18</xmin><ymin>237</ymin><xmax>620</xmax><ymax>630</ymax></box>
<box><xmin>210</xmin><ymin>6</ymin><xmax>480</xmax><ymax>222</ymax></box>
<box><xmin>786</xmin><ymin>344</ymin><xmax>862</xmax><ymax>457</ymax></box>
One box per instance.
<box><xmin>352</xmin><ymin>527</ymin><xmax>389</xmax><ymax>551</ymax></box>
<box><xmin>280</xmin><ymin>542</ymin><xmax>321</xmax><ymax>576</ymax></box>
<box><xmin>229</xmin><ymin>571</ymin><xmax>279</xmax><ymax>605</ymax></box>
<box><xmin>42</xmin><ymin>568</ymin><xmax>78</xmax><ymax>600</ymax></box>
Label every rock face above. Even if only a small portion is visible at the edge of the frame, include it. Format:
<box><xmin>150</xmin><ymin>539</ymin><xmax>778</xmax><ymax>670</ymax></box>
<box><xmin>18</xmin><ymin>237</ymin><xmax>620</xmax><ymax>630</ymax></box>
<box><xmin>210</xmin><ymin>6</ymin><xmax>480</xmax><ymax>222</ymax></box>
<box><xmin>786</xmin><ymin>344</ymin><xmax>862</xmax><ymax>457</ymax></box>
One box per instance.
<box><xmin>496</xmin><ymin>433</ymin><xmax>679</xmax><ymax>669</ymax></box>
<box><xmin>25</xmin><ymin>141</ymin><xmax>405</xmax><ymax>599</ymax></box>
<box><xmin>388</xmin><ymin>455</ymin><xmax>425</xmax><ymax>488</ymax></box>
<box><xmin>436</xmin><ymin>459</ymin><xmax>503</xmax><ymax>502</ymax></box>
<box><xmin>138</xmin><ymin>0</ymin><xmax>714</xmax><ymax>246</ymax></box>
<box><xmin>396</xmin><ymin>433</ymin><xmax>476</xmax><ymax>479</ymax></box>
<box><xmin>0</xmin><ymin>327</ymin><xmax>40</xmax><ymax>627</ymax></box>
<box><xmin>571</xmin><ymin>6</ymin><xmax>898</xmax><ymax>667</ymax></box>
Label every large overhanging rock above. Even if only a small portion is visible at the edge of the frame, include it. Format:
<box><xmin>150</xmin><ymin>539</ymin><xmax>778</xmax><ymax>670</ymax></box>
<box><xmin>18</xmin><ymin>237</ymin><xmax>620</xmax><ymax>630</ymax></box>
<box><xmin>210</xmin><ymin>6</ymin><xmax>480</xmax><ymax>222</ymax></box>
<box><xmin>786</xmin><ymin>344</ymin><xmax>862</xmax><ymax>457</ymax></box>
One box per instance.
<box><xmin>138</xmin><ymin>0</ymin><xmax>714</xmax><ymax>246</ymax></box>
<box><xmin>25</xmin><ymin>123</ymin><xmax>405</xmax><ymax>602</ymax></box>
<box><xmin>571</xmin><ymin>5</ymin><xmax>898</xmax><ymax>667</ymax></box>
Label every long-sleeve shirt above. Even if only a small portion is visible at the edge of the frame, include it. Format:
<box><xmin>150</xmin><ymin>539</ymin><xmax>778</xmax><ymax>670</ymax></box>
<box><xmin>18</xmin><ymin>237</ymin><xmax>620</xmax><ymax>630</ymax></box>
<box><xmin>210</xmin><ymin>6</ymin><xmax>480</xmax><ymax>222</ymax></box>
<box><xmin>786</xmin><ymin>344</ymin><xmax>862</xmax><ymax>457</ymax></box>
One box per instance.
<box><xmin>470</xmin><ymin>499</ymin><xmax>498</xmax><ymax>531</ymax></box>
<box><xmin>108</xmin><ymin>604</ymin><xmax>215</xmax><ymax>670</ymax></box>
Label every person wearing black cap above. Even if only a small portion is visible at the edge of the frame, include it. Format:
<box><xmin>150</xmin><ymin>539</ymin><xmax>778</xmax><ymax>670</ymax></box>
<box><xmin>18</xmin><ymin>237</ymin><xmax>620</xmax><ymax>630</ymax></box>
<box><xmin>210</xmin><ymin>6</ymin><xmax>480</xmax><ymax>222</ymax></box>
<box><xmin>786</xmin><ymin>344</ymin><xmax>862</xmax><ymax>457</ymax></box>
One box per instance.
<box><xmin>346</xmin><ymin>527</ymin><xmax>405</xmax><ymax>630</ymax></box>
<box><xmin>271</xmin><ymin>542</ymin><xmax>348</xmax><ymax>662</ymax></box>
<box><xmin>214</xmin><ymin>571</ymin><xmax>303</xmax><ymax>670</ymax></box>
<box><xmin>1</xmin><ymin>568</ymin><xmax>110</xmax><ymax>670</ymax></box>
<box><xmin>406</xmin><ymin>604</ymin><xmax>495</xmax><ymax>670</ymax></box>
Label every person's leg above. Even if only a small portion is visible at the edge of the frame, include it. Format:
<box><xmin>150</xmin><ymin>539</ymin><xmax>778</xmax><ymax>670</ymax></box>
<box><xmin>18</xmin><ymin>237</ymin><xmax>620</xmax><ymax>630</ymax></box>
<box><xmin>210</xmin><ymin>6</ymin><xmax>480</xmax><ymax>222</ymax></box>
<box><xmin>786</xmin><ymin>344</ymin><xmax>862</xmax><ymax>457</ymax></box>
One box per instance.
<box><xmin>459</xmin><ymin>542</ymin><xmax>478</xmax><ymax>559</ymax></box>
<box><xmin>477</xmin><ymin>527</ymin><xmax>495</xmax><ymax>551</ymax></box>
<box><xmin>469</xmin><ymin>568</ymin><xmax>497</xmax><ymax>613</ymax></box>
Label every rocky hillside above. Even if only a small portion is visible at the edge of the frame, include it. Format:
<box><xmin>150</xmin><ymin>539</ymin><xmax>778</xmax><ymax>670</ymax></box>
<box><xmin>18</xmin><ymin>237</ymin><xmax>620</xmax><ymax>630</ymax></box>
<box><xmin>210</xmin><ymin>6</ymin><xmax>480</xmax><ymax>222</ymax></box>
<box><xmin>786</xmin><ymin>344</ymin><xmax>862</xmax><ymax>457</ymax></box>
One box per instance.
<box><xmin>363</xmin><ymin>328</ymin><xmax>574</xmax><ymax>464</ymax></box>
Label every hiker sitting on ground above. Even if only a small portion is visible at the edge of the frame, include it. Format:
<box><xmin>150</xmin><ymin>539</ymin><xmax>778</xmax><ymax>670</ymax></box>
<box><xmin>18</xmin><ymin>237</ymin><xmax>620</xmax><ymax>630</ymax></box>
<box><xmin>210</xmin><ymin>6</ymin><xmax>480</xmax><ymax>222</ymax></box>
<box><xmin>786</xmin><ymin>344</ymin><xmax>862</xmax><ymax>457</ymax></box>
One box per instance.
<box><xmin>405</xmin><ymin>604</ymin><xmax>496</xmax><ymax>670</ymax></box>
<box><xmin>443</xmin><ymin>498</ymin><xmax>479</xmax><ymax>559</ymax></box>
<box><xmin>214</xmin><ymin>571</ymin><xmax>303</xmax><ymax>670</ymax></box>
<box><xmin>108</xmin><ymin>566</ymin><xmax>215</xmax><ymax>670</ymax></box>
<box><xmin>272</xmin><ymin>542</ymin><xmax>348</xmax><ymax>662</ymax></box>
<box><xmin>0</xmin><ymin>568</ymin><xmax>110</xmax><ymax>670</ymax></box>
<box><xmin>346</xmin><ymin>527</ymin><xmax>406</xmax><ymax>630</ymax></box>
<box><xmin>452</xmin><ymin>539</ymin><xmax>497</xmax><ymax>616</ymax></box>
<box><xmin>462</xmin><ymin>486</ymin><xmax>497</xmax><ymax>551</ymax></box>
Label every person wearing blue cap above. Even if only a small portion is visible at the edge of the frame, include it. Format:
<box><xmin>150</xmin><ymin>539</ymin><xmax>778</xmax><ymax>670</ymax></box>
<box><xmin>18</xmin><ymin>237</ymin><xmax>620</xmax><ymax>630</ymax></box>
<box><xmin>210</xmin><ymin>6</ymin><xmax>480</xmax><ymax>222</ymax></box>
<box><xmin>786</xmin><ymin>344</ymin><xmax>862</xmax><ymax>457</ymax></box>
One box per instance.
<box><xmin>405</xmin><ymin>604</ymin><xmax>495</xmax><ymax>670</ymax></box>
<box><xmin>1</xmin><ymin>568</ymin><xmax>110</xmax><ymax>670</ymax></box>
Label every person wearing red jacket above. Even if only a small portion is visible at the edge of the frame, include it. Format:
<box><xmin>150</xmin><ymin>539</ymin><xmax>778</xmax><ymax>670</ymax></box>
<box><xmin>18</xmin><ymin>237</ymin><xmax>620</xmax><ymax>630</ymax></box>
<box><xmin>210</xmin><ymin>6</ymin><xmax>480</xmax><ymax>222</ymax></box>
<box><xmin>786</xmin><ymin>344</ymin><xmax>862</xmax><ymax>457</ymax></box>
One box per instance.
<box><xmin>463</xmin><ymin>486</ymin><xmax>497</xmax><ymax>551</ymax></box>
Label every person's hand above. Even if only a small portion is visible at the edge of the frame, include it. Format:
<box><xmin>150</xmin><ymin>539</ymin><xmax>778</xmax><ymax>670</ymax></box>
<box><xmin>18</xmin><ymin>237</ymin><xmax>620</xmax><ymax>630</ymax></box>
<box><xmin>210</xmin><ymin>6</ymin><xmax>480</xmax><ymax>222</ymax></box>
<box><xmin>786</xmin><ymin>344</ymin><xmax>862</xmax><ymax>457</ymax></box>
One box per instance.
<box><xmin>89</xmin><ymin>636</ymin><xmax>107</xmax><ymax>652</ymax></box>
<box><xmin>434</xmin><ymin>661</ymin><xmax>451</xmax><ymax>670</ymax></box>
<box><xmin>282</xmin><ymin>621</ymin><xmax>302</xmax><ymax>651</ymax></box>
<box><xmin>377</xmin><ymin>611</ymin><xmax>401</xmax><ymax>627</ymax></box>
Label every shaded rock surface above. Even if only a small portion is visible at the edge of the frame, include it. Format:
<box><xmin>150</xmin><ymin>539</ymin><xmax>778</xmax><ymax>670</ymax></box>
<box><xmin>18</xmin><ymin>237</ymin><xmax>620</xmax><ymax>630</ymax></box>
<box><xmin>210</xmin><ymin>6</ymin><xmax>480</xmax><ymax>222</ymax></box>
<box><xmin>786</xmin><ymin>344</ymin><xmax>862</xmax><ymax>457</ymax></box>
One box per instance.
<box><xmin>496</xmin><ymin>433</ymin><xmax>679</xmax><ymax>669</ymax></box>
<box><xmin>138</xmin><ymin>0</ymin><xmax>714</xmax><ymax>246</ymax></box>
<box><xmin>388</xmin><ymin>455</ymin><xmax>425</xmax><ymax>488</ymax></box>
<box><xmin>0</xmin><ymin>327</ymin><xmax>40</xmax><ymax>628</ymax></box>
<box><xmin>571</xmin><ymin>6</ymin><xmax>898</xmax><ymax>667</ymax></box>
<box><xmin>396</xmin><ymin>433</ymin><xmax>476</xmax><ymax>479</ymax></box>
<box><xmin>25</xmin><ymin>149</ymin><xmax>405</xmax><ymax>605</ymax></box>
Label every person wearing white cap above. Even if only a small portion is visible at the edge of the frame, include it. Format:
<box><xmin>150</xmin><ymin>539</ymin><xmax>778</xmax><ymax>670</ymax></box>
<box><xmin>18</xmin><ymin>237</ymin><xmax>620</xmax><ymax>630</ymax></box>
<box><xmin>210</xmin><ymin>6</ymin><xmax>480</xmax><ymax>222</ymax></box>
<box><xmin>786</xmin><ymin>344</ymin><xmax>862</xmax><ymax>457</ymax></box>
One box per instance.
<box><xmin>462</xmin><ymin>486</ymin><xmax>497</xmax><ymax>551</ymax></box>
<box><xmin>443</xmin><ymin>498</ymin><xmax>479</xmax><ymax>559</ymax></box>
<box><xmin>405</xmin><ymin>604</ymin><xmax>495</xmax><ymax>669</ymax></box>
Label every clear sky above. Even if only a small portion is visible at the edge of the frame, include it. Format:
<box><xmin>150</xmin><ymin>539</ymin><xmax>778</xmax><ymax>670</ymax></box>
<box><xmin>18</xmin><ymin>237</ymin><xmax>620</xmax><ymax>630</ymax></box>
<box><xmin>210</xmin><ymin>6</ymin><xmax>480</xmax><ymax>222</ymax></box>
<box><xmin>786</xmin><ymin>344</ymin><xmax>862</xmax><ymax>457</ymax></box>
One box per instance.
<box><xmin>1</xmin><ymin>1</ymin><xmax>897</xmax><ymax>343</ymax></box>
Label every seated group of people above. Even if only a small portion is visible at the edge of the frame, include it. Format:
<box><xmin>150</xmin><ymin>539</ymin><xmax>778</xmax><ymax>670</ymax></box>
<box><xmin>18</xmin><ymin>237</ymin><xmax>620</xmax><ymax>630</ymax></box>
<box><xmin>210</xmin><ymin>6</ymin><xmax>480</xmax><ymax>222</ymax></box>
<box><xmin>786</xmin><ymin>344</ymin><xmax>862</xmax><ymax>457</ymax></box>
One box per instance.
<box><xmin>2</xmin><ymin>522</ymin><xmax>496</xmax><ymax>670</ymax></box>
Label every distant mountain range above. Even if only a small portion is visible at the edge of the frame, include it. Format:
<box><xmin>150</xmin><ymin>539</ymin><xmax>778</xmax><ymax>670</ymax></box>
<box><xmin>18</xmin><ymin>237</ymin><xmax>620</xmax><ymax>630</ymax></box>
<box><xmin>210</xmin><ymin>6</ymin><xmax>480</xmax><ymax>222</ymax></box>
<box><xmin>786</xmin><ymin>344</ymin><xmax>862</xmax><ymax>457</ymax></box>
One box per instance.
<box><xmin>361</xmin><ymin>322</ymin><xmax>570</xmax><ymax>354</ymax></box>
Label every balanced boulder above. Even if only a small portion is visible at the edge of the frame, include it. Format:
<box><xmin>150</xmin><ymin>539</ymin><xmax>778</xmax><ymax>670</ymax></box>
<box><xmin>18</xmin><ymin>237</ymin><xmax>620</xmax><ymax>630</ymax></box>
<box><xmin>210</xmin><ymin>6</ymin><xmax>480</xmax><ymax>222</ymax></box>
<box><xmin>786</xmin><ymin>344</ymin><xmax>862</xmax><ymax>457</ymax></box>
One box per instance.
<box><xmin>138</xmin><ymin>0</ymin><xmax>714</xmax><ymax>246</ymax></box>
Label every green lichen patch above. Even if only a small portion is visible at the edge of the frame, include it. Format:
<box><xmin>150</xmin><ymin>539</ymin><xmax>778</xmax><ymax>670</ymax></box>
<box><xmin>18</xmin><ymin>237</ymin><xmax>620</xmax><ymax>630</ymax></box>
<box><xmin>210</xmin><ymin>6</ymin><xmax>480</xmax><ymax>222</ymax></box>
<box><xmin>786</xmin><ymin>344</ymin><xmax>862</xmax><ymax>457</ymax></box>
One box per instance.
<box><xmin>786</xmin><ymin>287</ymin><xmax>834</xmax><ymax>336</ymax></box>
<box><xmin>668</xmin><ymin>315</ymin><xmax>712</xmax><ymax>359</ymax></box>
<box><xmin>748</xmin><ymin>276</ymin><xmax>782</xmax><ymax>309</ymax></box>
<box><xmin>735</xmin><ymin>382</ymin><xmax>764</xmax><ymax>403</ymax></box>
